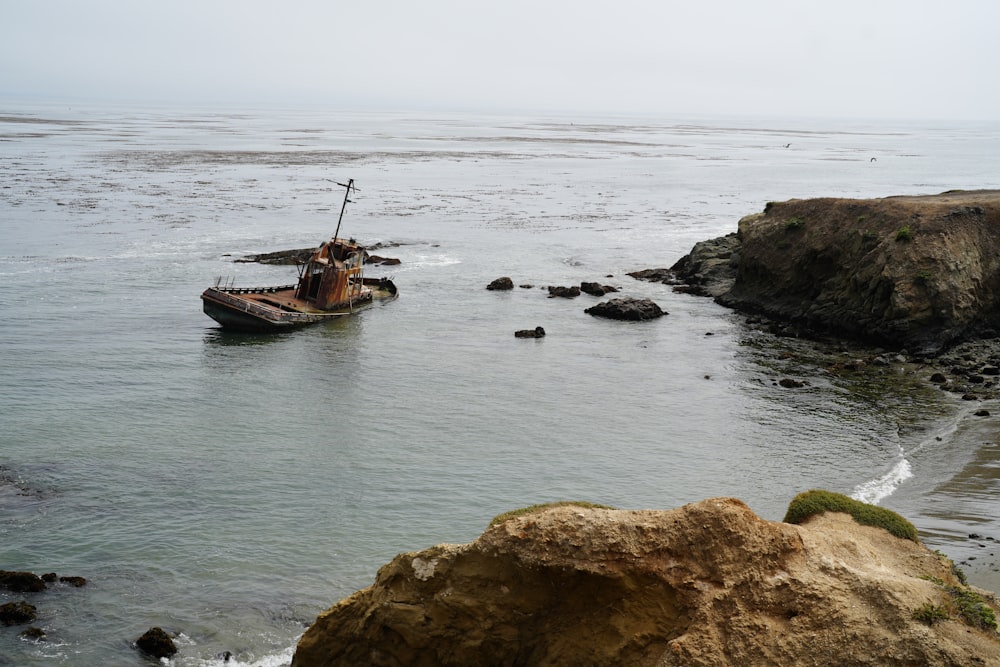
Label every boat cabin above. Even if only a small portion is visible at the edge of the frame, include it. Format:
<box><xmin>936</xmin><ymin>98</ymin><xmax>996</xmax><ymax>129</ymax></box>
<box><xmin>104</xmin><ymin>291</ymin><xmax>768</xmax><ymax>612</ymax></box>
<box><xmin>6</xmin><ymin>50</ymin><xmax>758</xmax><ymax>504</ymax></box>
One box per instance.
<box><xmin>295</xmin><ymin>238</ymin><xmax>369</xmax><ymax>310</ymax></box>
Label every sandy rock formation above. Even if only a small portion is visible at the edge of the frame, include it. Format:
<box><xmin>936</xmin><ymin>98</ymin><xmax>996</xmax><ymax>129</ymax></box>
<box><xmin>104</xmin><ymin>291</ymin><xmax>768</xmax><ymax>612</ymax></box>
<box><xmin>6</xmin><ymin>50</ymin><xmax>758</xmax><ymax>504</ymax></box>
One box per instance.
<box><xmin>292</xmin><ymin>498</ymin><xmax>1000</xmax><ymax>666</ymax></box>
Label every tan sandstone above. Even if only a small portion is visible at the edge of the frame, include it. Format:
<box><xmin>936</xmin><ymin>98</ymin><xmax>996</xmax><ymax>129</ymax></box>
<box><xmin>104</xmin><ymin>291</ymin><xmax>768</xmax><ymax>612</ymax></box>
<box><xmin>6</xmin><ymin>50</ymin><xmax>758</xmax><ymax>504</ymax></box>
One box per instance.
<box><xmin>292</xmin><ymin>498</ymin><xmax>1000</xmax><ymax>666</ymax></box>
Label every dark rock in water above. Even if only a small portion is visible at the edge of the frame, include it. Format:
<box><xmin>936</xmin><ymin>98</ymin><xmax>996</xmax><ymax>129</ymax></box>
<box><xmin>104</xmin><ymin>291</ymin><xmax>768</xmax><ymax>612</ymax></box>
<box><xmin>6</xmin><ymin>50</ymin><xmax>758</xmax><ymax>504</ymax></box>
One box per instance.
<box><xmin>548</xmin><ymin>285</ymin><xmax>581</xmax><ymax>298</ymax></box>
<box><xmin>627</xmin><ymin>268</ymin><xmax>678</xmax><ymax>284</ymax></box>
<box><xmin>974</xmin><ymin>409</ymin><xmax>991</xmax><ymax>416</ymax></box>
<box><xmin>670</xmin><ymin>233</ymin><xmax>741</xmax><ymax>297</ymax></box>
<box><xmin>0</xmin><ymin>601</ymin><xmax>37</xmax><ymax>626</ymax></box>
<box><xmin>235</xmin><ymin>247</ymin><xmax>314</xmax><ymax>265</ymax></box>
<box><xmin>580</xmin><ymin>282</ymin><xmax>619</xmax><ymax>296</ymax></box>
<box><xmin>929</xmin><ymin>372</ymin><xmax>948</xmax><ymax>383</ymax></box>
<box><xmin>515</xmin><ymin>327</ymin><xmax>546</xmax><ymax>338</ymax></box>
<box><xmin>366</xmin><ymin>255</ymin><xmax>401</xmax><ymax>266</ymax></box>
<box><xmin>519</xmin><ymin>284</ymin><xmax>534</xmax><ymax>289</ymax></box>
<box><xmin>487</xmin><ymin>277</ymin><xmax>514</xmax><ymax>291</ymax></box>
<box><xmin>984</xmin><ymin>366</ymin><xmax>1000</xmax><ymax>376</ymax></box>
<box><xmin>0</xmin><ymin>570</ymin><xmax>46</xmax><ymax>593</ymax></box>
<box><xmin>40</xmin><ymin>573</ymin><xmax>57</xmax><ymax>583</ymax></box>
<box><xmin>585</xmin><ymin>297</ymin><xmax>665</xmax><ymax>321</ymax></box>
<box><xmin>136</xmin><ymin>626</ymin><xmax>178</xmax><ymax>659</ymax></box>
<box><xmin>779</xmin><ymin>378</ymin><xmax>805</xmax><ymax>388</ymax></box>
<box><xmin>19</xmin><ymin>626</ymin><xmax>45</xmax><ymax>640</ymax></box>
<box><xmin>59</xmin><ymin>576</ymin><xmax>86</xmax><ymax>587</ymax></box>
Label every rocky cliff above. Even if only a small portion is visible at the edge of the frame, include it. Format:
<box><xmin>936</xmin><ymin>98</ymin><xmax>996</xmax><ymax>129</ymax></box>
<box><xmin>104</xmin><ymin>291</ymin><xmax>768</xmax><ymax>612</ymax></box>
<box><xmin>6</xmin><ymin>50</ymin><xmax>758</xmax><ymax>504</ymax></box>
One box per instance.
<box><xmin>291</xmin><ymin>499</ymin><xmax>1000</xmax><ymax>666</ymax></box>
<box><xmin>666</xmin><ymin>190</ymin><xmax>1000</xmax><ymax>354</ymax></box>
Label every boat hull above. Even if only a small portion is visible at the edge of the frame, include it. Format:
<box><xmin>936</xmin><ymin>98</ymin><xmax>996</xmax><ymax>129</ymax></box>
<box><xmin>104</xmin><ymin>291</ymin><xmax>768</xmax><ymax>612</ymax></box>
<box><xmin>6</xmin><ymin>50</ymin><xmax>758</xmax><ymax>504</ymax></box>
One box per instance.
<box><xmin>201</xmin><ymin>278</ymin><xmax>397</xmax><ymax>332</ymax></box>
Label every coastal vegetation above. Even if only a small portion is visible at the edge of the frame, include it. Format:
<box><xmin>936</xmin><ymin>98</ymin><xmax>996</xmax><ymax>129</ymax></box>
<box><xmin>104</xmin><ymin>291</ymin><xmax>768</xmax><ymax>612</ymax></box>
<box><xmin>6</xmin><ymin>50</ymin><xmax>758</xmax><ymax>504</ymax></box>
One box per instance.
<box><xmin>782</xmin><ymin>489</ymin><xmax>919</xmax><ymax>542</ymax></box>
<box><xmin>917</xmin><ymin>575</ymin><xmax>998</xmax><ymax>632</ymax></box>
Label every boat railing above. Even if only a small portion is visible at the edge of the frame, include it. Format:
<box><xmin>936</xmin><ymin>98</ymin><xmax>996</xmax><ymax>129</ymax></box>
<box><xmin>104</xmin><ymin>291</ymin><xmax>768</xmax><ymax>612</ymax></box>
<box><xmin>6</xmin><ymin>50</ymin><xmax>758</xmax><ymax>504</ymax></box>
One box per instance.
<box><xmin>206</xmin><ymin>287</ymin><xmax>327</xmax><ymax>323</ymax></box>
<box><xmin>211</xmin><ymin>278</ymin><xmax>297</xmax><ymax>295</ymax></box>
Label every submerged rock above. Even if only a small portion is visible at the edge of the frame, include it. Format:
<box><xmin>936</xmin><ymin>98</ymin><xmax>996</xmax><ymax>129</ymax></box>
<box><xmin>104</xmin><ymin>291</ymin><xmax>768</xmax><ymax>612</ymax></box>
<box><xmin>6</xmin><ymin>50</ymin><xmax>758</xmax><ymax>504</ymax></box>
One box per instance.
<box><xmin>292</xmin><ymin>499</ymin><xmax>1000</xmax><ymax>666</ymax></box>
<box><xmin>58</xmin><ymin>576</ymin><xmax>86</xmax><ymax>587</ymax></box>
<box><xmin>585</xmin><ymin>297</ymin><xmax>665</xmax><ymax>321</ymax></box>
<box><xmin>514</xmin><ymin>327</ymin><xmax>546</xmax><ymax>338</ymax></box>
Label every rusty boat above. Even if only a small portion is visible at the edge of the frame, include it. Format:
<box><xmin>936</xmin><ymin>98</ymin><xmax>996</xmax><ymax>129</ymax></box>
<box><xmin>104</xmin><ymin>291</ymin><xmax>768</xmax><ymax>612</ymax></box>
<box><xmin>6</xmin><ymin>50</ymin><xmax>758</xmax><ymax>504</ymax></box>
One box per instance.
<box><xmin>201</xmin><ymin>180</ymin><xmax>398</xmax><ymax>332</ymax></box>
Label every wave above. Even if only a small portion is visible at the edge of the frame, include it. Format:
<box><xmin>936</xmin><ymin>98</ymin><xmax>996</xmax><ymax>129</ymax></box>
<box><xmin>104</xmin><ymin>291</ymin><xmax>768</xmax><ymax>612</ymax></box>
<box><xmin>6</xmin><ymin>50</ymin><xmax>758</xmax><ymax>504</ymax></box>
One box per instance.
<box><xmin>851</xmin><ymin>448</ymin><xmax>913</xmax><ymax>505</ymax></box>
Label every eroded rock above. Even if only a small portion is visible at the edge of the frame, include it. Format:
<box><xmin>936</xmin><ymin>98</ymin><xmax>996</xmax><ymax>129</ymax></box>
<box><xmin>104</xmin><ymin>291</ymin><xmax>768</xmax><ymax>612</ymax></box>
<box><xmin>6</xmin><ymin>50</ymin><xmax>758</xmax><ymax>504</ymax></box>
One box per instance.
<box><xmin>292</xmin><ymin>499</ymin><xmax>1000</xmax><ymax>666</ymax></box>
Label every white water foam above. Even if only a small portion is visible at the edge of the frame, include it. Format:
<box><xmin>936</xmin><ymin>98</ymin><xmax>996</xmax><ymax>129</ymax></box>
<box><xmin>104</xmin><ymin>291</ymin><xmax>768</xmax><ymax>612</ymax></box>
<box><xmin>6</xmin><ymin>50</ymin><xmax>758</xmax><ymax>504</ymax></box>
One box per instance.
<box><xmin>851</xmin><ymin>447</ymin><xmax>913</xmax><ymax>505</ymax></box>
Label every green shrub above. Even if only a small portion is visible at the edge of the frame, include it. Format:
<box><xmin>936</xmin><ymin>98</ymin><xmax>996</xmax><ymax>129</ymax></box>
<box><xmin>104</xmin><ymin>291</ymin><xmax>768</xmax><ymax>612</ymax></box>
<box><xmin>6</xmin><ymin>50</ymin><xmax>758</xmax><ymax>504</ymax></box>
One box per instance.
<box><xmin>914</xmin><ymin>270</ymin><xmax>933</xmax><ymax>285</ymax></box>
<box><xmin>785</xmin><ymin>216</ymin><xmax>805</xmax><ymax>231</ymax></box>
<box><xmin>489</xmin><ymin>501</ymin><xmax>616</xmax><ymax>527</ymax></box>
<box><xmin>896</xmin><ymin>225</ymin><xmax>914</xmax><ymax>242</ymax></box>
<box><xmin>783</xmin><ymin>489</ymin><xmax>919</xmax><ymax>542</ymax></box>
<box><xmin>913</xmin><ymin>602</ymin><xmax>949</xmax><ymax>626</ymax></box>
<box><xmin>947</xmin><ymin>585</ymin><xmax>998</xmax><ymax>631</ymax></box>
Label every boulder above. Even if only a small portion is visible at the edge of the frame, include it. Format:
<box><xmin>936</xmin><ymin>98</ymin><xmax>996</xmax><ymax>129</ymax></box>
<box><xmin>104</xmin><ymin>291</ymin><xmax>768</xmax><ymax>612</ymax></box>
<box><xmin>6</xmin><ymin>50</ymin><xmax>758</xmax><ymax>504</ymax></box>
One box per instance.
<box><xmin>585</xmin><ymin>297</ymin><xmax>665</xmax><ymax>321</ymax></box>
<box><xmin>486</xmin><ymin>277</ymin><xmax>514</xmax><ymax>291</ymax></box>
<box><xmin>292</xmin><ymin>499</ymin><xmax>1000</xmax><ymax>666</ymax></box>
<box><xmin>0</xmin><ymin>601</ymin><xmax>37</xmax><ymax>626</ymax></box>
<box><xmin>135</xmin><ymin>626</ymin><xmax>178</xmax><ymax>659</ymax></box>
<box><xmin>547</xmin><ymin>285</ymin><xmax>581</xmax><ymax>298</ymax></box>
<box><xmin>580</xmin><ymin>282</ymin><xmax>619</xmax><ymax>296</ymax></box>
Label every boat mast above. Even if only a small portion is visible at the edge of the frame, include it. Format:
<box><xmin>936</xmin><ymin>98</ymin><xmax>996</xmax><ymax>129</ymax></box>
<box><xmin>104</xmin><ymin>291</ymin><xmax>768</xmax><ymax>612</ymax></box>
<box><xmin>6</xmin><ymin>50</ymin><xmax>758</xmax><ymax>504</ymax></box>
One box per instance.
<box><xmin>333</xmin><ymin>178</ymin><xmax>356</xmax><ymax>243</ymax></box>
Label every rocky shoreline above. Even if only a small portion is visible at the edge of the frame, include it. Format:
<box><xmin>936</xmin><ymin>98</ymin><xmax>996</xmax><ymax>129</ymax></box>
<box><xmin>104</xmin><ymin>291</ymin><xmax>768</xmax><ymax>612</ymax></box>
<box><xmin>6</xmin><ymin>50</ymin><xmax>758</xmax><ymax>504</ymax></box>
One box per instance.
<box><xmin>632</xmin><ymin>190</ymin><xmax>1000</xmax><ymax>403</ymax></box>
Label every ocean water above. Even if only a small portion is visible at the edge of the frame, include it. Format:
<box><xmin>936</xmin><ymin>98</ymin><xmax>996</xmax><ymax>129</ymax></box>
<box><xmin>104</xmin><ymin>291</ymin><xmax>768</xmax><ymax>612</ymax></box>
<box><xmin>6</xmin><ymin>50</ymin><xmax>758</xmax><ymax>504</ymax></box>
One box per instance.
<box><xmin>2</xmin><ymin>101</ymin><xmax>1000</xmax><ymax>665</ymax></box>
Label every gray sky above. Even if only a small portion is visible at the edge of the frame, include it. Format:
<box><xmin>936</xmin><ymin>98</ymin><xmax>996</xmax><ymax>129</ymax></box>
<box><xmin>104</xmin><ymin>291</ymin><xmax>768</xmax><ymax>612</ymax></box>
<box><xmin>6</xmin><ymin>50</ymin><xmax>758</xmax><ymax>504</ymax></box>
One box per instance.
<box><xmin>3</xmin><ymin>0</ymin><xmax>998</xmax><ymax>119</ymax></box>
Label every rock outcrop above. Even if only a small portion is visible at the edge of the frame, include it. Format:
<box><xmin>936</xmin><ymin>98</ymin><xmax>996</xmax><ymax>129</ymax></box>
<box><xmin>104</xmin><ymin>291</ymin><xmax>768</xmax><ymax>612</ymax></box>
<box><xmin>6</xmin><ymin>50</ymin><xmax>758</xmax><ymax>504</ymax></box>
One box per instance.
<box><xmin>651</xmin><ymin>190</ymin><xmax>1000</xmax><ymax>354</ymax></box>
<box><xmin>292</xmin><ymin>499</ymin><xmax>1000</xmax><ymax>666</ymax></box>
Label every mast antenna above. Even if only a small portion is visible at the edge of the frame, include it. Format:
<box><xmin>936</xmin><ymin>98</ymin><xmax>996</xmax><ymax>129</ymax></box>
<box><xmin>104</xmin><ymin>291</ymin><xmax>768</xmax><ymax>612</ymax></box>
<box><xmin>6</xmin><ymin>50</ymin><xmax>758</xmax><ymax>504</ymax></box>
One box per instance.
<box><xmin>333</xmin><ymin>179</ymin><xmax>358</xmax><ymax>242</ymax></box>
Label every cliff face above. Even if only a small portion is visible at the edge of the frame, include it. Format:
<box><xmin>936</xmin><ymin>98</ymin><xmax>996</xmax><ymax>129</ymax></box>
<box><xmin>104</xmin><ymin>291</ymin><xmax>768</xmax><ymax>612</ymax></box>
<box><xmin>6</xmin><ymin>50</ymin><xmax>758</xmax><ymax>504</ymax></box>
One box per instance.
<box><xmin>292</xmin><ymin>499</ymin><xmax>1000</xmax><ymax>667</ymax></box>
<box><xmin>712</xmin><ymin>190</ymin><xmax>1000</xmax><ymax>354</ymax></box>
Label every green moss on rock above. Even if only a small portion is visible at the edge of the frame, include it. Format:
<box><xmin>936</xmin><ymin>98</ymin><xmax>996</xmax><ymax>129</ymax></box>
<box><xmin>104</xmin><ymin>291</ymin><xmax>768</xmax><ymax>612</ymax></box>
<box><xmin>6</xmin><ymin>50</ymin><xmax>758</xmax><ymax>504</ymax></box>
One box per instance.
<box><xmin>783</xmin><ymin>489</ymin><xmax>919</xmax><ymax>542</ymax></box>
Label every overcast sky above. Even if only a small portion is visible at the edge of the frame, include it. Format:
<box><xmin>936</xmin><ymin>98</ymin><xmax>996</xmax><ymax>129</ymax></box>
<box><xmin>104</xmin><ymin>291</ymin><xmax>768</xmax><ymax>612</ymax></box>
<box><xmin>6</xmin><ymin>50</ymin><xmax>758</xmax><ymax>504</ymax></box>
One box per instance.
<box><xmin>3</xmin><ymin>0</ymin><xmax>998</xmax><ymax>120</ymax></box>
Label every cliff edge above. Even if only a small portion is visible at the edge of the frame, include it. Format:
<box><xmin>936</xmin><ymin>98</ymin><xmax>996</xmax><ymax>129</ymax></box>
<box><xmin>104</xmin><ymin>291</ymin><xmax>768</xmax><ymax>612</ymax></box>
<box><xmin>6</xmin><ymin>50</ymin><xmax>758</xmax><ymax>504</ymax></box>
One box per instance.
<box><xmin>666</xmin><ymin>190</ymin><xmax>1000</xmax><ymax>354</ymax></box>
<box><xmin>291</xmin><ymin>498</ymin><xmax>1000</xmax><ymax>666</ymax></box>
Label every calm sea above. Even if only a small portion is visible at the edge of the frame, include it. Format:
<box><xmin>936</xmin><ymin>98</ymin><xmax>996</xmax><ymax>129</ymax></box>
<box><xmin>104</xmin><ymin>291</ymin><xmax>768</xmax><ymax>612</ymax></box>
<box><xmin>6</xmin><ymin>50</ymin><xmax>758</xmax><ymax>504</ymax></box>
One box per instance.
<box><xmin>2</xmin><ymin>101</ymin><xmax>999</xmax><ymax>665</ymax></box>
